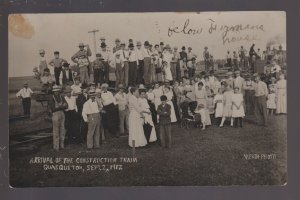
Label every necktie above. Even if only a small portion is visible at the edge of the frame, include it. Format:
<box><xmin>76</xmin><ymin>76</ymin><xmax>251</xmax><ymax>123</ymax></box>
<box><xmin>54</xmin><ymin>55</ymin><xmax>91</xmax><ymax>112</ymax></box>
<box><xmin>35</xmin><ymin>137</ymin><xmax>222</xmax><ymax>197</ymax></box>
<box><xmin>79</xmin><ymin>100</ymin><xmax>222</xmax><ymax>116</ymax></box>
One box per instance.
<box><xmin>123</xmin><ymin>51</ymin><xmax>125</xmax><ymax>58</ymax></box>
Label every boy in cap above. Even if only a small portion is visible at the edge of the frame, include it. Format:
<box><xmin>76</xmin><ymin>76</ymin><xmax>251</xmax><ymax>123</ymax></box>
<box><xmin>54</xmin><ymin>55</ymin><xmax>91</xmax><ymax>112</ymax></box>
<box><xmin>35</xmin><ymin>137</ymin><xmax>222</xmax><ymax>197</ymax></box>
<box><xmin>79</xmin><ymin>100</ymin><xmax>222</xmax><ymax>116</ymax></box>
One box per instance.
<box><xmin>16</xmin><ymin>83</ymin><xmax>34</xmax><ymax>116</ymax></box>
<box><xmin>187</xmin><ymin>57</ymin><xmax>197</xmax><ymax>78</ymax></box>
<box><xmin>157</xmin><ymin>95</ymin><xmax>172</xmax><ymax>148</ymax></box>
<box><xmin>92</xmin><ymin>53</ymin><xmax>105</xmax><ymax>87</ymax></box>
<box><xmin>38</xmin><ymin>49</ymin><xmax>48</xmax><ymax>76</ymax></box>
<box><xmin>49</xmin><ymin>85</ymin><xmax>68</xmax><ymax>150</ymax></box>
<box><xmin>49</xmin><ymin>51</ymin><xmax>68</xmax><ymax>85</ymax></box>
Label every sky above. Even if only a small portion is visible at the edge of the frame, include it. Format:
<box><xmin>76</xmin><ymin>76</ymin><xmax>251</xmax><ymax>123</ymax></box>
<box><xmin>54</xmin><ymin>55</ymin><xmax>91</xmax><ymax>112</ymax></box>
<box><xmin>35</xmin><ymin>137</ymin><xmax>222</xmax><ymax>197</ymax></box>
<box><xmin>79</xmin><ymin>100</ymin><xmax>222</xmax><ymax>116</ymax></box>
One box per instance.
<box><xmin>8</xmin><ymin>12</ymin><xmax>286</xmax><ymax>77</ymax></box>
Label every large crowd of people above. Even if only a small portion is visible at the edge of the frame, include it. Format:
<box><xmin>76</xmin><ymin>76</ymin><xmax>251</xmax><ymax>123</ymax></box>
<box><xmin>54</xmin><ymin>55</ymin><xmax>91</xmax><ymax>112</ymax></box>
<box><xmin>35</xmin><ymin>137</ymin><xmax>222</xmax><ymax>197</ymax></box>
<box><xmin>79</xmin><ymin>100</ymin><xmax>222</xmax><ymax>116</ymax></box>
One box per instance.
<box><xmin>16</xmin><ymin>39</ymin><xmax>287</xmax><ymax>150</ymax></box>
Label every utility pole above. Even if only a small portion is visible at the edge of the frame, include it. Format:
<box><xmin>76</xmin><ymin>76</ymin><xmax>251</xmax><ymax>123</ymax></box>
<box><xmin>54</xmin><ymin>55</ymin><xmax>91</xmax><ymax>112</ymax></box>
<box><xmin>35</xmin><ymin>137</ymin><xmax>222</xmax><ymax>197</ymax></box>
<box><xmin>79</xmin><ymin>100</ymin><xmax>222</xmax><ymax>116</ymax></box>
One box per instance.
<box><xmin>88</xmin><ymin>29</ymin><xmax>99</xmax><ymax>55</ymax></box>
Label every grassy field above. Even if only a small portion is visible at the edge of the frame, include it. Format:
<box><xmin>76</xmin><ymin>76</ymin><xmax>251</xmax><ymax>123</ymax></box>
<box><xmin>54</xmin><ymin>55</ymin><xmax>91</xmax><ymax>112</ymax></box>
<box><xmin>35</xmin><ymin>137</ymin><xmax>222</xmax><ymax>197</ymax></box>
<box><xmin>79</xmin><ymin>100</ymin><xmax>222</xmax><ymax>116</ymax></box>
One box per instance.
<box><xmin>9</xmin><ymin>76</ymin><xmax>287</xmax><ymax>187</ymax></box>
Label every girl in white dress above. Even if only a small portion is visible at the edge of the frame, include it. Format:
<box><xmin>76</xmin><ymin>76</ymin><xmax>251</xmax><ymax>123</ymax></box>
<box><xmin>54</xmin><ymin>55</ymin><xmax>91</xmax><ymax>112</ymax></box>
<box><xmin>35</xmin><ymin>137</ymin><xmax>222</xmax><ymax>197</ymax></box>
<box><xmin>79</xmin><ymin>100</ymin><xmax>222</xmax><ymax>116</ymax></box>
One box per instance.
<box><xmin>128</xmin><ymin>87</ymin><xmax>147</xmax><ymax>148</ymax></box>
<box><xmin>276</xmin><ymin>74</ymin><xmax>287</xmax><ymax>114</ymax></box>
<box><xmin>195</xmin><ymin>82</ymin><xmax>211</xmax><ymax>126</ymax></box>
<box><xmin>267</xmin><ymin>90</ymin><xmax>276</xmax><ymax>115</ymax></box>
<box><xmin>163</xmin><ymin>87</ymin><xmax>177</xmax><ymax>123</ymax></box>
<box><xmin>220</xmin><ymin>85</ymin><xmax>234</xmax><ymax>127</ymax></box>
<box><xmin>214</xmin><ymin>88</ymin><xmax>224</xmax><ymax>124</ymax></box>
<box><xmin>232</xmin><ymin>87</ymin><xmax>245</xmax><ymax>127</ymax></box>
<box><xmin>162</xmin><ymin>60</ymin><xmax>173</xmax><ymax>81</ymax></box>
<box><xmin>138</xmin><ymin>90</ymin><xmax>157</xmax><ymax>143</ymax></box>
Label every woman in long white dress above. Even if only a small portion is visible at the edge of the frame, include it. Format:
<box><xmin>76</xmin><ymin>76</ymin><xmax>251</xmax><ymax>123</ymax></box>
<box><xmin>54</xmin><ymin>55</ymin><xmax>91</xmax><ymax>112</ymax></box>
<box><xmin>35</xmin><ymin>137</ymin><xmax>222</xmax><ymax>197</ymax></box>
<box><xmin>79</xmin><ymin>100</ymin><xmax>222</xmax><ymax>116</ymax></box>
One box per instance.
<box><xmin>138</xmin><ymin>90</ymin><xmax>157</xmax><ymax>143</ymax></box>
<box><xmin>276</xmin><ymin>74</ymin><xmax>287</xmax><ymax>114</ymax></box>
<box><xmin>128</xmin><ymin>87</ymin><xmax>147</xmax><ymax>147</ymax></box>
<box><xmin>163</xmin><ymin>86</ymin><xmax>177</xmax><ymax>123</ymax></box>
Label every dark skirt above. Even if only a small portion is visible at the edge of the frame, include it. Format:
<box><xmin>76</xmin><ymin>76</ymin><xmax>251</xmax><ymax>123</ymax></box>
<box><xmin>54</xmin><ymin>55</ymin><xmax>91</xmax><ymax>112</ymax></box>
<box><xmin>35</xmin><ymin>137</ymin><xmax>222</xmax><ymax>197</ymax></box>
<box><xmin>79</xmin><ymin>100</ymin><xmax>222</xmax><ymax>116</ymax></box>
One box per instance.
<box><xmin>102</xmin><ymin>103</ymin><xmax>119</xmax><ymax>136</ymax></box>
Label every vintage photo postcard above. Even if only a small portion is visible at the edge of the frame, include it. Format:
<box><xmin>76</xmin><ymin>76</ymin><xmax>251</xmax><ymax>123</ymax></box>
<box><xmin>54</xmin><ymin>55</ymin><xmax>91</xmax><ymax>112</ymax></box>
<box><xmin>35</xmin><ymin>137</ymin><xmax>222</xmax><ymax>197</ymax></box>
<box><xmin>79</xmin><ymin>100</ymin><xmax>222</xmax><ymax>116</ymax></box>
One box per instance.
<box><xmin>8</xmin><ymin>11</ymin><xmax>287</xmax><ymax>187</ymax></box>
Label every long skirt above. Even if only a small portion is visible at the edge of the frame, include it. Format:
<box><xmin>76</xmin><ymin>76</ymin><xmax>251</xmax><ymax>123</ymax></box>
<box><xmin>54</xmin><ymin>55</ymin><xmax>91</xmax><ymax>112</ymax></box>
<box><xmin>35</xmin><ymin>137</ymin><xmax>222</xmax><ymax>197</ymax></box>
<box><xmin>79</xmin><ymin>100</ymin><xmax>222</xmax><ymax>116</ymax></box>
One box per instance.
<box><xmin>128</xmin><ymin>110</ymin><xmax>147</xmax><ymax>147</ymax></box>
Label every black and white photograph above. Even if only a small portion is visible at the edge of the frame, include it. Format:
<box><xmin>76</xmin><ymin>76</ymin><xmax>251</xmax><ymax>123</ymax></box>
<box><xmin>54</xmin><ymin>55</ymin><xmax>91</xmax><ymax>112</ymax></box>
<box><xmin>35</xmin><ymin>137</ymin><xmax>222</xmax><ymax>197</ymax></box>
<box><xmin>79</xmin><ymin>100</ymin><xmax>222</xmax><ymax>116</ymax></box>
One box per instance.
<box><xmin>8</xmin><ymin>11</ymin><xmax>287</xmax><ymax>187</ymax></box>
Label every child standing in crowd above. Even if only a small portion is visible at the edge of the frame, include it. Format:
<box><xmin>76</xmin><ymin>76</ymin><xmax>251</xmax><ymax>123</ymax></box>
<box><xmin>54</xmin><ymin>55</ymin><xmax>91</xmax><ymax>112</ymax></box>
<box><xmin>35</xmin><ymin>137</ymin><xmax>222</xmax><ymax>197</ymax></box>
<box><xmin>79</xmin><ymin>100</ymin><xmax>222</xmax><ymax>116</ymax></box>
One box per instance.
<box><xmin>267</xmin><ymin>89</ymin><xmax>276</xmax><ymax>115</ymax></box>
<box><xmin>231</xmin><ymin>87</ymin><xmax>245</xmax><ymax>127</ymax></box>
<box><xmin>194</xmin><ymin>104</ymin><xmax>207</xmax><ymax>130</ymax></box>
<box><xmin>220</xmin><ymin>84</ymin><xmax>234</xmax><ymax>127</ymax></box>
<box><xmin>157</xmin><ymin>95</ymin><xmax>172</xmax><ymax>148</ymax></box>
<box><xmin>213</xmin><ymin>88</ymin><xmax>224</xmax><ymax>125</ymax></box>
<box><xmin>164</xmin><ymin>86</ymin><xmax>177</xmax><ymax>123</ymax></box>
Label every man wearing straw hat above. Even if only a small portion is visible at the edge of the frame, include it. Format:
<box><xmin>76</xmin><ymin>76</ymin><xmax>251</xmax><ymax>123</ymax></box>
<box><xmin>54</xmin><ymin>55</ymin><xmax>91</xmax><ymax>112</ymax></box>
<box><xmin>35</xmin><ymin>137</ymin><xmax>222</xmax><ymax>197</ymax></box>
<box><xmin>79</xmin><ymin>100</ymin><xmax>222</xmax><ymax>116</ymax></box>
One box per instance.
<box><xmin>49</xmin><ymin>85</ymin><xmax>68</xmax><ymax>150</ymax></box>
<box><xmin>82</xmin><ymin>90</ymin><xmax>102</xmax><ymax>149</ymax></box>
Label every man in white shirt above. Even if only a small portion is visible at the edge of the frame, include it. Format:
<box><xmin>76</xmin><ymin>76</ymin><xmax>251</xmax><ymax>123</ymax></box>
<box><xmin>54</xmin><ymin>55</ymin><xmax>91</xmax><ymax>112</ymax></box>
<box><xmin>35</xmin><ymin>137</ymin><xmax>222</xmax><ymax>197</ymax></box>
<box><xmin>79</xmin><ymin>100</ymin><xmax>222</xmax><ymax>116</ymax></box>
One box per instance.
<box><xmin>100</xmin><ymin>83</ymin><xmax>119</xmax><ymax>137</ymax></box>
<box><xmin>16</xmin><ymin>83</ymin><xmax>34</xmax><ymax>116</ymax></box>
<box><xmin>82</xmin><ymin>90</ymin><xmax>102</xmax><ymax>149</ymax></box>
<box><xmin>270</xmin><ymin>60</ymin><xmax>282</xmax><ymax>78</ymax></box>
<box><xmin>253</xmin><ymin>73</ymin><xmax>268</xmax><ymax>126</ymax></box>
<box><xmin>128</xmin><ymin>43</ymin><xmax>138</xmax><ymax>86</ymax></box>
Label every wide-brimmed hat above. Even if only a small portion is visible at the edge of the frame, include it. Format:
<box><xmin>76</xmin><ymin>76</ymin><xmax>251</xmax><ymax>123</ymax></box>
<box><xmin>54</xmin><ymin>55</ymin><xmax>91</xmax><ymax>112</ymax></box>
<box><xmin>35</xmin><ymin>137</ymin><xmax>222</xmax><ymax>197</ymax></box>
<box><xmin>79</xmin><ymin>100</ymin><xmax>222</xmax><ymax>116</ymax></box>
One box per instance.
<box><xmin>188</xmin><ymin>47</ymin><xmax>192</xmax><ymax>50</ymax></box>
<box><xmin>204</xmin><ymin>46</ymin><xmax>208</xmax><ymax>49</ymax></box>
<box><xmin>144</xmin><ymin>41</ymin><xmax>150</xmax><ymax>46</ymax></box>
<box><xmin>128</xmin><ymin>43</ymin><xmax>135</xmax><ymax>48</ymax></box>
<box><xmin>52</xmin><ymin>85</ymin><xmax>61</xmax><ymax>92</ymax></box>
<box><xmin>181</xmin><ymin>46</ymin><xmax>186</xmax><ymax>50</ymax></box>
<box><xmin>118</xmin><ymin>84</ymin><xmax>125</xmax><ymax>90</ymax></box>
<box><xmin>24</xmin><ymin>82</ymin><xmax>28</xmax><ymax>86</ymax></box>
<box><xmin>136</xmin><ymin>41</ymin><xmax>142</xmax><ymax>46</ymax></box>
<box><xmin>100</xmin><ymin>37</ymin><xmax>105</xmax><ymax>40</ymax></box>
<box><xmin>54</xmin><ymin>51</ymin><xmax>60</xmax><ymax>54</ymax></box>
<box><xmin>100</xmin><ymin>42</ymin><xmax>107</xmax><ymax>48</ymax></box>
<box><xmin>78</xmin><ymin>43</ymin><xmax>85</xmax><ymax>47</ymax></box>
<box><xmin>115</xmin><ymin>38</ymin><xmax>120</xmax><ymax>42</ymax></box>
<box><xmin>164</xmin><ymin>44</ymin><xmax>171</xmax><ymax>49</ymax></box>
<box><xmin>80</xmin><ymin>83</ymin><xmax>88</xmax><ymax>89</ymax></box>
<box><xmin>39</xmin><ymin>49</ymin><xmax>45</xmax><ymax>54</ymax></box>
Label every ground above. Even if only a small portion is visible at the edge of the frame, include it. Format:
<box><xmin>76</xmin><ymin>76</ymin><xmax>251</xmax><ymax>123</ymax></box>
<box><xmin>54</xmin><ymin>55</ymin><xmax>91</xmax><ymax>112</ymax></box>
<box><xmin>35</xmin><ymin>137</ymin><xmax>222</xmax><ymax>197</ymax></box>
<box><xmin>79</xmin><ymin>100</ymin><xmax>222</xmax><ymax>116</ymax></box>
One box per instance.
<box><xmin>9</xmin><ymin>76</ymin><xmax>287</xmax><ymax>187</ymax></box>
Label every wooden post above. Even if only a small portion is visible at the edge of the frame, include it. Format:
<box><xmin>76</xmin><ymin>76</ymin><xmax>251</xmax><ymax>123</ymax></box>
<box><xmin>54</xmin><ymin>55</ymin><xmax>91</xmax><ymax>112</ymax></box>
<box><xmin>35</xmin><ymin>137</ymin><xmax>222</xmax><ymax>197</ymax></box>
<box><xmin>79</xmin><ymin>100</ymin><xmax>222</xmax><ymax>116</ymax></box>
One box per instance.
<box><xmin>132</xmin><ymin>140</ymin><xmax>135</xmax><ymax>158</ymax></box>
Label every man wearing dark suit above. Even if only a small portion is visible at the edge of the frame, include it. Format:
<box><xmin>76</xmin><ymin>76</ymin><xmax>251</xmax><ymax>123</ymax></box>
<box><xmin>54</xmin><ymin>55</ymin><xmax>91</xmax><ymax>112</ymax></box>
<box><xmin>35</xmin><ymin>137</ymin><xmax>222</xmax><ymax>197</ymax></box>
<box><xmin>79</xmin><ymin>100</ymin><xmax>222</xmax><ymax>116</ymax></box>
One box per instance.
<box><xmin>76</xmin><ymin>83</ymin><xmax>89</xmax><ymax>143</ymax></box>
<box><xmin>157</xmin><ymin>95</ymin><xmax>172</xmax><ymax>148</ymax></box>
<box><xmin>59</xmin><ymin>62</ymin><xmax>73</xmax><ymax>86</ymax></box>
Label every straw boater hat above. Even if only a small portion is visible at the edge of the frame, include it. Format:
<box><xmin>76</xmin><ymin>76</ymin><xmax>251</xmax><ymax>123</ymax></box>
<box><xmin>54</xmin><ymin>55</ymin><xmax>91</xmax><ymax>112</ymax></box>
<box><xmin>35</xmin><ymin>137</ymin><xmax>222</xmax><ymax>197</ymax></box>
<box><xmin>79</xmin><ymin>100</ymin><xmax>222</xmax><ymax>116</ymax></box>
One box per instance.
<box><xmin>39</xmin><ymin>49</ymin><xmax>45</xmax><ymax>54</ymax></box>
<box><xmin>118</xmin><ymin>84</ymin><xmax>125</xmax><ymax>90</ymax></box>
<box><xmin>115</xmin><ymin>38</ymin><xmax>120</xmax><ymax>43</ymax></box>
<box><xmin>78</xmin><ymin>43</ymin><xmax>84</xmax><ymax>47</ymax></box>
<box><xmin>128</xmin><ymin>43</ymin><xmax>135</xmax><ymax>48</ymax></box>
<box><xmin>204</xmin><ymin>46</ymin><xmax>208</xmax><ymax>49</ymax></box>
<box><xmin>52</xmin><ymin>85</ymin><xmax>61</xmax><ymax>92</ymax></box>
<box><xmin>136</xmin><ymin>41</ymin><xmax>142</xmax><ymax>46</ymax></box>
<box><xmin>101</xmin><ymin>83</ymin><xmax>109</xmax><ymax>88</ymax></box>
<box><xmin>24</xmin><ymin>82</ymin><xmax>28</xmax><ymax>86</ymax></box>
<box><xmin>144</xmin><ymin>41</ymin><xmax>150</xmax><ymax>46</ymax></box>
